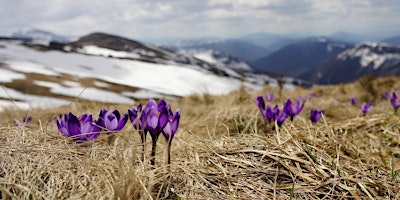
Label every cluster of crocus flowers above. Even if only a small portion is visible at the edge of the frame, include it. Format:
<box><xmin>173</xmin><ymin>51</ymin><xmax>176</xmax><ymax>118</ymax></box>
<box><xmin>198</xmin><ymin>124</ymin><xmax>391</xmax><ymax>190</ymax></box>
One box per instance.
<box><xmin>254</xmin><ymin>95</ymin><xmax>305</xmax><ymax>127</ymax></box>
<box><xmin>55</xmin><ymin>99</ymin><xmax>180</xmax><ymax>165</ymax></box>
<box><xmin>55</xmin><ymin>112</ymin><xmax>101</xmax><ymax>143</ymax></box>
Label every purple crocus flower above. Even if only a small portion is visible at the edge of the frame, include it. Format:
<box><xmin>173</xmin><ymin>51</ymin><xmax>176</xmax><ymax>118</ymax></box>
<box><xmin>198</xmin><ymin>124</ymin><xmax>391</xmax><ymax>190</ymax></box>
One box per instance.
<box><xmin>162</xmin><ymin>108</ymin><xmax>181</xmax><ymax>164</ymax></box>
<box><xmin>266</xmin><ymin>93</ymin><xmax>274</xmax><ymax>101</ymax></box>
<box><xmin>128</xmin><ymin>104</ymin><xmax>147</xmax><ymax>161</ymax></box>
<box><xmin>141</xmin><ymin>99</ymin><xmax>169</xmax><ymax>165</ymax></box>
<box><xmin>310</xmin><ymin>109</ymin><xmax>323</xmax><ymax>124</ymax></box>
<box><xmin>254</xmin><ymin>96</ymin><xmax>266</xmax><ymax>115</ymax></box>
<box><xmin>98</xmin><ymin>108</ymin><xmax>129</xmax><ymax>144</ymax></box>
<box><xmin>264</xmin><ymin>105</ymin><xmax>274</xmax><ymax>123</ymax></box>
<box><xmin>390</xmin><ymin>92</ymin><xmax>400</xmax><ymax>112</ymax></box>
<box><xmin>141</xmin><ymin>99</ymin><xmax>169</xmax><ymax>139</ymax></box>
<box><xmin>55</xmin><ymin>112</ymin><xmax>101</xmax><ymax>143</ymax></box>
<box><xmin>128</xmin><ymin>104</ymin><xmax>143</xmax><ymax>130</ymax></box>
<box><xmin>381</xmin><ymin>92</ymin><xmax>389</xmax><ymax>100</ymax></box>
<box><xmin>360</xmin><ymin>102</ymin><xmax>372</xmax><ymax>116</ymax></box>
<box><xmin>349</xmin><ymin>97</ymin><xmax>357</xmax><ymax>105</ymax></box>
<box><xmin>162</xmin><ymin>109</ymin><xmax>180</xmax><ymax>143</ymax></box>
<box><xmin>14</xmin><ymin>116</ymin><xmax>32</xmax><ymax>127</ymax></box>
<box><xmin>275</xmin><ymin>108</ymin><xmax>288</xmax><ymax>127</ymax></box>
<box><xmin>284</xmin><ymin>99</ymin><xmax>305</xmax><ymax>121</ymax></box>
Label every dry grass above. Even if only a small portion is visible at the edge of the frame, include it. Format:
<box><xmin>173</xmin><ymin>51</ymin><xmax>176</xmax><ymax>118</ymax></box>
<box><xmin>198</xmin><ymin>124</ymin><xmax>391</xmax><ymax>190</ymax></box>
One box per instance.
<box><xmin>1</xmin><ymin>76</ymin><xmax>400</xmax><ymax>199</ymax></box>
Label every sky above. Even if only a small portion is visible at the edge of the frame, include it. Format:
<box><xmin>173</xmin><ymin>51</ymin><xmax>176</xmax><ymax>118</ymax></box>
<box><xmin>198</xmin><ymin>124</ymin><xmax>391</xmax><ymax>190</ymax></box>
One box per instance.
<box><xmin>1</xmin><ymin>0</ymin><xmax>400</xmax><ymax>42</ymax></box>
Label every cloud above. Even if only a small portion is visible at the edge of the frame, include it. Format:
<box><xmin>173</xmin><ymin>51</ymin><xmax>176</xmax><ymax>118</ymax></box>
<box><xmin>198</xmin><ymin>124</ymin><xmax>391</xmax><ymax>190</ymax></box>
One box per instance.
<box><xmin>0</xmin><ymin>0</ymin><xmax>399</xmax><ymax>40</ymax></box>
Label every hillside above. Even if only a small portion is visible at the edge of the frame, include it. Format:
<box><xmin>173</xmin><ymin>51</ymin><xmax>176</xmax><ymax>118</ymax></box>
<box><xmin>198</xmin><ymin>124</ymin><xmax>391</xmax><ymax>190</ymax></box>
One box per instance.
<box><xmin>307</xmin><ymin>42</ymin><xmax>400</xmax><ymax>84</ymax></box>
<box><xmin>0</xmin><ymin>32</ymin><xmax>312</xmax><ymax>112</ymax></box>
<box><xmin>0</xmin><ymin>76</ymin><xmax>399</xmax><ymax>199</ymax></box>
<box><xmin>252</xmin><ymin>37</ymin><xmax>351</xmax><ymax>77</ymax></box>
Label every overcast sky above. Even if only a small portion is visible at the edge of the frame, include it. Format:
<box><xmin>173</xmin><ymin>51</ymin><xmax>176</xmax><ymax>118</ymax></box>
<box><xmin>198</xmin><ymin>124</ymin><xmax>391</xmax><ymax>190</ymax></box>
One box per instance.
<box><xmin>1</xmin><ymin>0</ymin><xmax>400</xmax><ymax>42</ymax></box>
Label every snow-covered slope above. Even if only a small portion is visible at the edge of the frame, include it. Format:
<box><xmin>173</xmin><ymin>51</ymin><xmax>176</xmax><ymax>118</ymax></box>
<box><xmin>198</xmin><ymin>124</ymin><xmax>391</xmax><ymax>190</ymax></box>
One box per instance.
<box><xmin>0</xmin><ymin>31</ymin><xmax>311</xmax><ymax>111</ymax></box>
<box><xmin>178</xmin><ymin>49</ymin><xmax>253</xmax><ymax>72</ymax></box>
<box><xmin>337</xmin><ymin>42</ymin><xmax>400</xmax><ymax>69</ymax></box>
<box><xmin>308</xmin><ymin>42</ymin><xmax>400</xmax><ymax>84</ymax></box>
<box><xmin>0</xmin><ymin>39</ymin><xmax>289</xmax><ymax>111</ymax></box>
<box><xmin>0</xmin><ymin>40</ymin><xmax>244</xmax><ymax>95</ymax></box>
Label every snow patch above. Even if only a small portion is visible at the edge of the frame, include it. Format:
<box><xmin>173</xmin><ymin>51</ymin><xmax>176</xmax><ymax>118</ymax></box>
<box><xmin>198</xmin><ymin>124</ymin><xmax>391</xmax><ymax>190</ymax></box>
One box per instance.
<box><xmin>93</xmin><ymin>81</ymin><xmax>111</xmax><ymax>88</ymax></box>
<box><xmin>77</xmin><ymin>45</ymin><xmax>141</xmax><ymax>59</ymax></box>
<box><xmin>122</xmin><ymin>90</ymin><xmax>166</xmax><ymax>99</ymax></box>
<box><xmin>0</xmin><ymin>41</ymin><xmax>243</xmax><ymax>97</ymax></box>
<box><xmin>3</xmin><ymin>60</ymin><xmax>59</xmax><ymax>76</ymax></box>
<box><xmin>34</xmin><ymin>80</ymin><xmax>134</xmax><ymax>104</ymax></box>
<box><xmin>0</xmin><ymin>86</ymin><xmax>71</xmax><ymax>111</ymax></box>
<box><xmin>0</xmin><ymin>68</ymin><xmax>25</xmax><ymax>82</ymax></box>
<box><xmin>63</xmin><ymin>80</ymin><xmax>81</xmax><ymax>87</ymax></box>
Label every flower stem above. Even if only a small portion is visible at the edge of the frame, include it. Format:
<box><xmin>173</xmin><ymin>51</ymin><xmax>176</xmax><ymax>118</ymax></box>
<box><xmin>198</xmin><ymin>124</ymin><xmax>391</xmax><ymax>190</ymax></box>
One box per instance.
<box><xmin>167</xmin><ymin>143</ymin><xmax>171</xmax><ymax>165</ymax></box>
<box><xmin>150</xmin><ymin>135</ymin><xmax>159</xmax><ymax>166</ymax></box>
<box><xmin>107</xmin><ymin>133</ymin><xmax>115</xmax><ymax>145</ymax></box>
<box><xmin>140</xmin><ymin>130</ymin><xmax>146</xmax><ymax>162</ymax></box>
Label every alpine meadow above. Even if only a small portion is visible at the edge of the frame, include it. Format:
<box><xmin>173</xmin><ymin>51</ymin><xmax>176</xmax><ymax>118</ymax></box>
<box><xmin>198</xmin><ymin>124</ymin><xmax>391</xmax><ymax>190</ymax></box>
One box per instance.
<box><xmin>1</xmin><ymin>75</ymin><xmax>400</xmax><ymax>199</ymax></box>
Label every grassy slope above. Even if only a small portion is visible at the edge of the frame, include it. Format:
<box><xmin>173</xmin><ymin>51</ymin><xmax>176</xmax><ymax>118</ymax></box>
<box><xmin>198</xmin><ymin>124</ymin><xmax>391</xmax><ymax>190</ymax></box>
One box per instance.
<box><xmin>1</xmin><ymin>76</ymin><xmax>400</xmax><ymax>199</ymax></box>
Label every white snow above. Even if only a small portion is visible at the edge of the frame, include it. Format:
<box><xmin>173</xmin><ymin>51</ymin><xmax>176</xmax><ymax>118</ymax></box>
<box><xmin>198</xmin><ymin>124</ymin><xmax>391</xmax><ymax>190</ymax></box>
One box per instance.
<box><xmin>62</xmin><ymin>80</ymin><xmax>81</xmax><ymax>87</ymax></box>
<box><xmin>0</xmin><ymin>86</ymin><xmax>71</xmax><ymax>111</ymax></box>
<box><xmin>33</xmin><ymin>80</ymin><xmax>134</xmax><ymax>104</ymax></box>
<box><xmin>338</xmin><ymin>42</ymin><xmax>400</xmax><ymax>69</ymax></box>
<box><xmin>3</xmin><ymin>60</ymin><xmax>59</xmax><ymax>76</ymax></box>
<box><xmin>0</xmin><ymin>40</ymin><xmax>243</xmax><ymax>97</ymax></box>
<box><xmin>76</xmin><ymin>45</ymin><xmax>141</xmax><ymax>59</ymax></box>
<box><xmin>193</xmin><ymin>50</ymin><xmax>218</xmax><ymax>64</ymax></box>
<box><xmin>122</xmin><ymin>90</ymin><xmax>166</xmax><ymax>99</ymax></box>
<box><xmin>0</xmin><ymin>68</ymin><xmax>25</xmax><ymax>82</ymax></box>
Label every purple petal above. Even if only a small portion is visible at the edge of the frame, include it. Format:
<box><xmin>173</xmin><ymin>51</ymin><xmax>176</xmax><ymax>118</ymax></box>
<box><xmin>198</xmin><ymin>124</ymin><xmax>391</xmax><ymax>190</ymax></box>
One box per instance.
<box><xmin>158</xmin><ymin>107</ymin><xmax>169</xmax><ymax>130</ymax></box>
<box><xmin>112</xmin><ymin>110</ymin><xmax>121</xmax><ymax>120</ymax></box>
<box><xmin>67</xmin><ymin>114</ymin><xmax>81</xmax><ymax>136</ymax></box>
<box><xmin>170</xmin><ymin>109</ymin><xmax>181</xmax><ymax>135</ymax></box>
<box><xmin>105</xmin><ymin>113</ymin><xmax>118</xmax><ymax>131</ymax></box>
<box><xmin>128</xmin><ymin>107</ymin><xmax>139</xmax><ymax>123</ymax></box>
<box><xmin>80</xmin><ymin>115</ymin><xmax>93</xmax><ymax>134</ymax></box>
<box><xmin>254</xmin><ymin>96</ymin><xmax>265</xmax><ymax>112</ymax></box>
<box><xmin>162</xmin><ymin>122</ymin><xmax>172</xmax><ymax>140</ymax></box>
<box><xmin>116</xmin><ymin>112</ymin><xmax>128</xmax><ymax>131</ymax></box>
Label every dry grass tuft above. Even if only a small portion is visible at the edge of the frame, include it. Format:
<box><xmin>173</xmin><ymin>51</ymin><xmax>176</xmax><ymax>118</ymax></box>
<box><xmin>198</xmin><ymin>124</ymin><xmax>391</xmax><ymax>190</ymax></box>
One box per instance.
<box><xmin>1</xmin><ymin>76</ymin><xmax>400</xmax><ymax>199</ymax></box>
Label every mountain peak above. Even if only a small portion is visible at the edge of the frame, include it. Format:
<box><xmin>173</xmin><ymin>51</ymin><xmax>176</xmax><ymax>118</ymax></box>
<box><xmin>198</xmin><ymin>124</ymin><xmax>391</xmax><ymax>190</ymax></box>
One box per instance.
<box><xmin>11</xmin><ymin>28</ymin><xmax>70</xmax><ymax>44</ymax></box>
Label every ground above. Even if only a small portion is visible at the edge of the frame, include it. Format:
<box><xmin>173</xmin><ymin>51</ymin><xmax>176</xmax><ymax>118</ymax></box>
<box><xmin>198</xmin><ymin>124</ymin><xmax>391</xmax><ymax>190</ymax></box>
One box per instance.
<box><xmin>1</xmin><ymin>76</ymin><xmax>400</xmax><ymax>199</ymax></box>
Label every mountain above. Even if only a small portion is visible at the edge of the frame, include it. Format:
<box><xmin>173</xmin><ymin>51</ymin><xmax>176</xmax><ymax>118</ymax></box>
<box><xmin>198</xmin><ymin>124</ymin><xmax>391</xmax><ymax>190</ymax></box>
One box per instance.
<box><xmin>381</xmin><ymin>35</ymin><xmax>400</xmax><ymax>46</ymax></box>
<box><xmin>11</xmin><ymin>28</ymin><xmax>71</xmax><ymax>44</ymax></box>
<box><xmin>162</xmin><ymin>38</ymin><xmax>269</xmax><ymax>63</ymax></box>
<box><xmin>252</xmin><ymin>37</ymin><xmax>351</xmax><ymax>78</ymax></box>
<box><xmin>178</xmin><ymin>49</ymin><xmax>253</xmax><ymax>72</ymax></box>
<box><xmin>329</xmin><ymin>31</ymin><xmax>368</xmax><ymax>44</ymax></box>
<box><xmin>239</xmin><ymin>32</ymin><xmax>301</xmax><ymax>52</ymax></box>
<box><xmin>0</xmin><ymin>33</ymin><xmax>310</xmax><ymax>111</ymax></box>
<box><xmin>307</xmin><ymin>42</ymin><xmax>400</xmax><ymax>84</ymax></box>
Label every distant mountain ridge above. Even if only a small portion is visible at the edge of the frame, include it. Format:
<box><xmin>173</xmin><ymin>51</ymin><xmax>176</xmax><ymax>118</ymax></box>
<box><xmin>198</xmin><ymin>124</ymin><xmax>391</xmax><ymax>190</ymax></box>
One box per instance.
<box><xmin>306</xmin><ymin>42</ymin><xmax>400</xmax><ymax>84</ymax></box>
<box><xmin>11</xmin><ymin>28</ymin><xmax>71</xmax><ymax>44</ymax></box>
<box><xmin>252</xmin><ymin>37</ymin><xmax>351</xmax><ymax>78</ymax></box>
<box><xmin>163</xmin><ymin>38</ymin><xmax>269</xmax><ymax>63</ymax></box>
<box><xmin>381</xmin><ymin>35</ymin><xmax>400</xmax><ymax>46</ymax></box>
